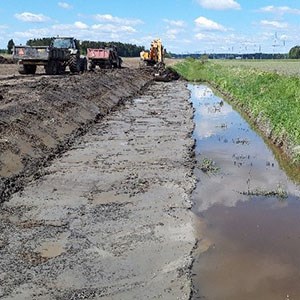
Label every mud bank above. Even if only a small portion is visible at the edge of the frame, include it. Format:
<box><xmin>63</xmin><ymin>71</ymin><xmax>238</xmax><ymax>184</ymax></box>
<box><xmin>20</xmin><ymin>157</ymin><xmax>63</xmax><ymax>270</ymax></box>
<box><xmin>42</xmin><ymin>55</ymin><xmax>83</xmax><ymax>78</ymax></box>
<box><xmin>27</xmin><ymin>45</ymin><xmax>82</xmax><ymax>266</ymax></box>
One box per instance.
<box><xmin>0</xmin><ymin>81</ymin><xmax>196</xmax><ymax>299</ymax></box>
<box><xmin>0</xmin><ymin>68</ymin><xmax>153</xmax><ymax>201</ymax></box>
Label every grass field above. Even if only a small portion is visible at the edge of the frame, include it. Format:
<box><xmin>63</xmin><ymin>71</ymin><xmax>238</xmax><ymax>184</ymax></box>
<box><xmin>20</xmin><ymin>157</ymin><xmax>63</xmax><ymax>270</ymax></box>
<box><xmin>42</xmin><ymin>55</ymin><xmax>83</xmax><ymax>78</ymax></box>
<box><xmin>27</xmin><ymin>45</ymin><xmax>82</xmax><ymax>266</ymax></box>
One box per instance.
<box><xmin>214</xmin><ymin>59</ymin><xmax>300</xmax><ymax>76</ymax></box>
<box><xmin>173</xmin><ymin>59</ymin><xmax>300</xmax><ymax>163</ymax></box>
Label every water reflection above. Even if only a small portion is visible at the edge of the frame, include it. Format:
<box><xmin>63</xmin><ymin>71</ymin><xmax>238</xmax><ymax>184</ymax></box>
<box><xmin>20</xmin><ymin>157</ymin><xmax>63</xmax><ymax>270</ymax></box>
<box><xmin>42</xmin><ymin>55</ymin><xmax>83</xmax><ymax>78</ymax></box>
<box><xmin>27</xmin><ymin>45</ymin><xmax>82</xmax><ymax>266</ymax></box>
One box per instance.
<box><xmin>192</xmin><ymin>84</ymin><xmax>300</xmax><ymax>211</ymax></box>
<box><xmin>190</xmin><ymin>84</ymin><xmax>300</xmax><ymax>300</ymax></box>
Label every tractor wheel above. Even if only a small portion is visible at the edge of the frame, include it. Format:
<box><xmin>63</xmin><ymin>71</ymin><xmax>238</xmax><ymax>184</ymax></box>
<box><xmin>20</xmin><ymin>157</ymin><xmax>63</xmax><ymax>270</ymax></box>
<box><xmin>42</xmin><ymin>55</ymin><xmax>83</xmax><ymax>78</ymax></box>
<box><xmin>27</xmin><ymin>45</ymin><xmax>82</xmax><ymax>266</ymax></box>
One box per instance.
<box><xmin>58</xmin><ymin>64</ymin><xmax>66</xmax><ymax>75</ymax></box>
<box><xmin>45</xmin><ymin>60</ymin><xmax>62</xmax><ymax>75</ymax></box>
<box><xmin>45</xmin><ymin>64</ymin><xmax>52</xmax><ymax>75</ymax></box>
<box><xmin>69</xmin><ymin>55</ymin><xmax>80</xmax><ymax>73</ymax></box>
<box><xmin>45</xmin><ymin>61</ymin><xmax>59</xmax><ymax>75</ymax></box>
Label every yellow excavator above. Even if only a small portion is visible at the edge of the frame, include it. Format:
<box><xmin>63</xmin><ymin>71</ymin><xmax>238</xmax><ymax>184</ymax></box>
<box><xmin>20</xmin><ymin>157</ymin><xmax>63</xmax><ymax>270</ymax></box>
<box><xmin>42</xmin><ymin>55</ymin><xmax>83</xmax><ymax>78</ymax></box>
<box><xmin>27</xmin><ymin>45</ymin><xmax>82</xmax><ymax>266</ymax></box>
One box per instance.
<box><xmin>140</xmin><ymin>39</ymin><xmax>164</xmax><ymax>67</ymax></box>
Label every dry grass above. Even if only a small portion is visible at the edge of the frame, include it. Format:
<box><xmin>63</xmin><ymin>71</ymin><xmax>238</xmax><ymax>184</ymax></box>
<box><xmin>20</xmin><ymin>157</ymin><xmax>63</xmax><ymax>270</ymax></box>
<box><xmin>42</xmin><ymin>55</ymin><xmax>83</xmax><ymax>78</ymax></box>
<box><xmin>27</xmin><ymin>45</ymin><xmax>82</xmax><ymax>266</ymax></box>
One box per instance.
<box><xmin>214</xmin><ymin>59</ymin><xmax>300</xmax><ymax>77</ymax></box>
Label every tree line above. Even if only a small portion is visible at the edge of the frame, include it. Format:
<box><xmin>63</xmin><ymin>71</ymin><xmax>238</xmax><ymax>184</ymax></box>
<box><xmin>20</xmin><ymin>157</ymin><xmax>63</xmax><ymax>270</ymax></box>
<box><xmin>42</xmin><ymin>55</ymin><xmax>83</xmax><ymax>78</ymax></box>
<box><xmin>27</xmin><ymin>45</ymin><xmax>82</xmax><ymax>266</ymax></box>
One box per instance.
<box><xmin>25</xmin><ymin>38</ymin><xmax>145</xmax><ymax>57</ymax></box>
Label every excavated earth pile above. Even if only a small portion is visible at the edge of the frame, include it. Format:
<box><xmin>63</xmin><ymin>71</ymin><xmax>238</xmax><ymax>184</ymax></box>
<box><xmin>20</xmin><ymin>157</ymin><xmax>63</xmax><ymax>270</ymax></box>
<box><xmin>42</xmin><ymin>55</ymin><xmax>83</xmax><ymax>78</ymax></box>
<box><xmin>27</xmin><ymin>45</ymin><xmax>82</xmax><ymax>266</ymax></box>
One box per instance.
<box><xmin>0</xmin><ymin>68</ymin><xmax>152</xmax><ymax>201</ymax></box>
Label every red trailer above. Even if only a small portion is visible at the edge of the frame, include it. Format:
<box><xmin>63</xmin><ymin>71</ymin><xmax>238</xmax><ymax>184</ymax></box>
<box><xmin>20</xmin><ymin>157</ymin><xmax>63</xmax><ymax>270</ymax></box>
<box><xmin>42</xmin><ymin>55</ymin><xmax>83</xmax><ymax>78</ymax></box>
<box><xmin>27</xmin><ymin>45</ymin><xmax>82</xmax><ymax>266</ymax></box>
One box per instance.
<box><xmin>87</xmin><ymin>47</ymin><xmax>122</xmax><ymax>70</ymax></box>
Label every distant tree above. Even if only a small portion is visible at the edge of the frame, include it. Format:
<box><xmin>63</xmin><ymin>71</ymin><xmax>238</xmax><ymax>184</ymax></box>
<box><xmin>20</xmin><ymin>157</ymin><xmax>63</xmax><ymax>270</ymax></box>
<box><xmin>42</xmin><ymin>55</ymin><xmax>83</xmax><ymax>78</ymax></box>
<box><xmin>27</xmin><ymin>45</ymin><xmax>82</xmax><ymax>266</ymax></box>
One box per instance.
<box><xmin>25</xmin><ymin>38</ymin><xmax>145</xmax><ymax>57</ymax></box>
<box><xmin>164</xmin><ymin>50</ymin><xmax>172</xmax><ymax>59</ymax></box>
<box><xmin>289</xmin><ymin>46</ymin><xmax>300</xmax><ymax>59</ymax></box>
<box><xmin>80</xmin><ymin>40</ymin><xmax>145</xmax><ymax>57</ymax></box>
<box><xmin>200</xmin><ymin>54</ymin><xmax>209</xmax><ymax>63</ymax></box>
<box><xmin>26</xmin><ymin>38</ymin><xmax>53</xmax><ymax>47</ymax></box>
<box><xmin>7</xmin><ymin>39</ymin><xmax>15</xmax><ymax>54</ymax></box>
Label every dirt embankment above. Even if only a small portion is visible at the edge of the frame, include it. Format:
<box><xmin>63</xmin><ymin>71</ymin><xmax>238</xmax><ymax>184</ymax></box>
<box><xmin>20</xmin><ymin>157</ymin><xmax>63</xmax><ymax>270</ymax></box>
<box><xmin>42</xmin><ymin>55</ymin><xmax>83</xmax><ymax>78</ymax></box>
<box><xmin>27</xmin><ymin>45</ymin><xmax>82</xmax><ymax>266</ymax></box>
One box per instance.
<box><xmin>0</xmin><ymin>67</ymin><xmax>153</xmax><ymax>201</ymax></box>
<box><xmin>0</xmin><ymin>60</ymin><xmax>196</xmax><ymax>299</ymax></box>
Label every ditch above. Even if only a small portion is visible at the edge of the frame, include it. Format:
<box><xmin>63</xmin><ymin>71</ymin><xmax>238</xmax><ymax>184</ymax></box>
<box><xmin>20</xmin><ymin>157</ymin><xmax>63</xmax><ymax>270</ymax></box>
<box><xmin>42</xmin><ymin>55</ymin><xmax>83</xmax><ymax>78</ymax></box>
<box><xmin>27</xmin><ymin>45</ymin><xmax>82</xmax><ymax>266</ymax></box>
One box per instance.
<box><xmin>190</xmin><ymin>84</ymin><xmax>300</xmax><ymax>300</ymax></box>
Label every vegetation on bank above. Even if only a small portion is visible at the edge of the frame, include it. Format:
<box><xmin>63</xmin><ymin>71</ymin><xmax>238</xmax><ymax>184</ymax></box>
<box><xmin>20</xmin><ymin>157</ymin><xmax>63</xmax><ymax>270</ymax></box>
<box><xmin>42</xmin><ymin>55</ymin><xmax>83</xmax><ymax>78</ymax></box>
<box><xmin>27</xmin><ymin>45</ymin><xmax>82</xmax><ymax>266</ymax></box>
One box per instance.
<box><xmin>173</xmin><ymin>59</ymin><xmax>300</xmax><ymax>162</ymax></box>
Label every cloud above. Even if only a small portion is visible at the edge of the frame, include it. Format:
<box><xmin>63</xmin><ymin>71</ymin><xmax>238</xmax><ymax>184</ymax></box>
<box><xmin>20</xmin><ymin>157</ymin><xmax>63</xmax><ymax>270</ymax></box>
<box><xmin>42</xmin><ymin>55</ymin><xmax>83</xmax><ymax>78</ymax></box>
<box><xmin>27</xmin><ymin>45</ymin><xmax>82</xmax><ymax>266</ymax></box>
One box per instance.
<box><xmin>94</xmin><ymin>14</ymin><xmax>143</xmax><ymax>26</ymax></box>
<box><xmin>14</xmin><ymin>12</ymin><xmax>50</xmax><ymax>23</ymax></box>
<box><xmin>192</xmin><ymin>32</ymin><xmax>264</xmax><ymax>53</ymax></box>
<box><xmin>195</xmin><ymin>33</ymin><xmax>207</xmax><ymax>40</ymax></box>
<box><xmin>12</xmin><ymin>19</ymin><xmax>138</xmax><ymax>46</ymax></box>
<box><xmin>195</xmin><ymin>16</ymin><xmax>227</xmax><ymax>31</ymax></box>
<box><xmin>197</xmin><ymin>0</ymin><xmax>240</xmax><ymax>10</ymax></box>
<box><xmin>58</xmin><ymin>2</ymin><xmax>73</xmax><ymax>9</ymax></box>
<box><xmin>91</xmin><ymin>24</ymin><xmax>136</xmax><ymax>34</ymax></box>
<box><xmin>260</xmin><ymin>20</ymin><xmax>288</xmax><ymax>29</ymax></box>
<box><xmin>14</xmin><ymin>28</ymin><xmax>51</xmax><ymax>39</ymax></box>
<box><xmin>259</xmin><ymin>5</ymin><xmax>300</xmax><ymax>15</ymax></box>
<box><xmin>165</xmin><ymin>29</ymin><xmax>183</xmax><ymax>40</ymax></box>
<box><xmin>163</xmin><ymin>19</ymin><xmax>185</xmax><ymax>27</ymax></box>
<box><xmin>74</xmin><ymin>21</ymin><xmax>88</xmax><ymax>29</ymax></box>
<box><xmin>279</xmin><ymin>34</ymin><xmax>288</xmax><ymax>41</ymax></box>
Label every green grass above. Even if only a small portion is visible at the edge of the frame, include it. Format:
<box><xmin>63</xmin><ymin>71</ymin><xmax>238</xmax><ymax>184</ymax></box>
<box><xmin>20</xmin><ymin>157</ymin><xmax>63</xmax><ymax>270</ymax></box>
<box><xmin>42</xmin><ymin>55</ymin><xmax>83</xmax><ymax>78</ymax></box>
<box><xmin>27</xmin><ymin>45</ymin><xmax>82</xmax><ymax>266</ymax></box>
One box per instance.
<box><xmin>173</xmin><ymin>58</ymin><xmax>300</xmax><ymax>162</ymax></box>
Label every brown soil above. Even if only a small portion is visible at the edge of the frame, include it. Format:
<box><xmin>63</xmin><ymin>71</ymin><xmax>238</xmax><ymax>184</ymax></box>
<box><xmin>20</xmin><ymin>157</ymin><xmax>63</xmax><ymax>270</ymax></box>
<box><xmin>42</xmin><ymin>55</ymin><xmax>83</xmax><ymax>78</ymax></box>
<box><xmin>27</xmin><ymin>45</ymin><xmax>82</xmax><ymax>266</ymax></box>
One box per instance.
<box><xmin>0</xmin><ymin>59</ymin><xmax>196</xmax><ymax>299</ymax></box>
<box><xmin>0</xmin><ymin>63</ymin><xmax>153</xmax><ymax>201</ymax></box>
<box><xmin>0</xmin><ymin>56</ymin><xmax>14</xmax><ymax>64</ymax></box>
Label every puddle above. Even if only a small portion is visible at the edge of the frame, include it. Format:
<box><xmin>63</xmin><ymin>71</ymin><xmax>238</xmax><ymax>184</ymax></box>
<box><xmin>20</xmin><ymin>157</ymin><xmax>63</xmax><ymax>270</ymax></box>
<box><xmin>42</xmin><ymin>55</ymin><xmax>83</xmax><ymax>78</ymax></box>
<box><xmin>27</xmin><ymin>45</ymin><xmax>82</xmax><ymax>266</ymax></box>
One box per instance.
<box><xmin>36</xmin><ymin>233</ymin><xmax>68</xmax><ymax>258</ymax></box>
<box><xmin>190</xmin><ymin>84</ymin><xmax>300</xmax><ymax>300</ymax></box>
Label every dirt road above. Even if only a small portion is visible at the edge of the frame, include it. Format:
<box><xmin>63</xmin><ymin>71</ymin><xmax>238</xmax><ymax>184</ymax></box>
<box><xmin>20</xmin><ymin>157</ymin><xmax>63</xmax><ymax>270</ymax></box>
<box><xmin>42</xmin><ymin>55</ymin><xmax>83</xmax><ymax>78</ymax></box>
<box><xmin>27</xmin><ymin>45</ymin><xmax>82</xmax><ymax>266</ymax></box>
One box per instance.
<box><xmin>0</xmin><ymin>63</ymin><xmax>196</xmax><ymax>299</ymax></box>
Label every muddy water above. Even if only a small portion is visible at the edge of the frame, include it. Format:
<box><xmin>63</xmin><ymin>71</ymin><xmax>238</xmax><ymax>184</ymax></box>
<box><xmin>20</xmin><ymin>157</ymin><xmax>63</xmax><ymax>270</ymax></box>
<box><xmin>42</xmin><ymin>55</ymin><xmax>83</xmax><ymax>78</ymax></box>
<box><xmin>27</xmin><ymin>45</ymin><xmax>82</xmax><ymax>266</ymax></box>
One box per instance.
<box><xmin>191</xmin><ymin>84</ymin><xmax>300</xmax><ymax>300</ymax></box>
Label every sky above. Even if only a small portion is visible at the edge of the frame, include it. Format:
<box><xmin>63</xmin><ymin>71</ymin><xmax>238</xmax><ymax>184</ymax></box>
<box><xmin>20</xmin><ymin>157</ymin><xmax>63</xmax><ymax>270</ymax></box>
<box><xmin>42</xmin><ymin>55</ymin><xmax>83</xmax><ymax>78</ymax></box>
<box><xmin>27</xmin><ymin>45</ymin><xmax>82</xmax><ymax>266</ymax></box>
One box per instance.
<box><xmin>0</xmin><ymin>0</ymin><xmax>299</xmax><ymax>54</ymax></box>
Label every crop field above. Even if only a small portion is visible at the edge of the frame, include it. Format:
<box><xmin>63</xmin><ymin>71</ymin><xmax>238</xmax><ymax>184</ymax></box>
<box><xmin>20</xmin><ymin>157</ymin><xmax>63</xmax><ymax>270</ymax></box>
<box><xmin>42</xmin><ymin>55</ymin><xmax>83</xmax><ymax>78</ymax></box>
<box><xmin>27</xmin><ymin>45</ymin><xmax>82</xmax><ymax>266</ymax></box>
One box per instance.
<box><xmin>214</xmin><ymin>59</ymin><xmax>300</xmax><ymax>76</ymax></box>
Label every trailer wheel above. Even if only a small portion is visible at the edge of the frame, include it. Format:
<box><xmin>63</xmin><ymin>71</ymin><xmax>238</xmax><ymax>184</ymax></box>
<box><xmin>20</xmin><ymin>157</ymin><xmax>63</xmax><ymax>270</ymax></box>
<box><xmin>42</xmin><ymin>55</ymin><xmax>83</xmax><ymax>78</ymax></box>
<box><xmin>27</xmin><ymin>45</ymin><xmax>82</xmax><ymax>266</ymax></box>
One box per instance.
<box><xmin>110</xmin><ymin>59</ymin><xmax>114</xmax><ymax>69</ymax></box>
<box><xmin>118</xmin><ymin>58</ymin><xmax>122</xmax><ymax>68</ymax></box>
<box><xmin>69</xmin><ymin>55</ymin><xmax>80</xmax><ymax>73</ymax></box>
<box><xmin>18</xmin><ymin>63</ymin><xmax>26</xmax><ymax>74</ymax></box>
<box><xmin>88</xmin><ymin>61</ymin><xmax>95</xmax><ymax>71</ymax></box>
<box><xmin>18</xmin><ymin>63</ymin><xmax>37</xmax><ymax>75</ymax></box>
<box><xmin>80</xmin><ymin>57</ymin><xmax>87</xmax><ymax>73</ymax></box>
<box><xmin>25</xmin><ymin>65</ymin><xmax>37</xmax><ymax>74</ymax></box>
